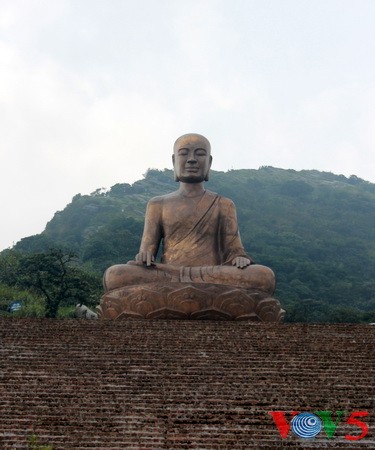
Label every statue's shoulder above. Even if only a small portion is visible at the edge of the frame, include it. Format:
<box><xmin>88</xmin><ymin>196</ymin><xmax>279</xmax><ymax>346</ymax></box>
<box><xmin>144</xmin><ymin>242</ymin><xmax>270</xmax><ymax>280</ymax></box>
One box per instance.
<box><xmin>204</xmin><ymin>189</ymin><xmax>218</xmax><ymax>198</ymax></box>
<box><xmin>205</xmin><ymin>190</ymin><xmax>235</xmax><ymax>208</ymax></box>
<box><xmin>147</xmin><ymin>190</ymin><xmax>180</xmax><ymax>205</ymax></box>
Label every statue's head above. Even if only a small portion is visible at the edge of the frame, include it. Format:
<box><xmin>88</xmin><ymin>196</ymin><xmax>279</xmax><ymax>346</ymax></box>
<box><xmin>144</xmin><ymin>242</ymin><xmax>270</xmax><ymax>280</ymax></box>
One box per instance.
<box><xmin>173</xmin><ymin>133</ymin><xmax>212</xmax><ymax>183</ymax></box>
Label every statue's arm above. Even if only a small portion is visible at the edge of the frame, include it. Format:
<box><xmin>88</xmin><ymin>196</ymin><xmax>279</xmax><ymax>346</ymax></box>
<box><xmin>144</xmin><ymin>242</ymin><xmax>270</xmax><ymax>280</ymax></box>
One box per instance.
<box><xmin>135</xmin><ymin>199</ymin><xmax>163</xmax><ymax>266</ymax></box>
<box><xmin>221</xmin><ymin>199</ymin><xmax>254</xmax><ymax>268</ymax></box>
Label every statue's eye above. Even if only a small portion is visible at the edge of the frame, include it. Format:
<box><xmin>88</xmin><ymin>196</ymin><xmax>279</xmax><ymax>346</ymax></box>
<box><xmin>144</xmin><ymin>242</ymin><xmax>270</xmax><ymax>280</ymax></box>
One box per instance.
<box><xmin>178</xmin><ymin>149</ymin><xmax>188</xmax><ymax>156</ymax></box>
<box><xmin>196</xmin><ymin>149</ymin><xmax>207</xmax><ymax>156</ymax></box>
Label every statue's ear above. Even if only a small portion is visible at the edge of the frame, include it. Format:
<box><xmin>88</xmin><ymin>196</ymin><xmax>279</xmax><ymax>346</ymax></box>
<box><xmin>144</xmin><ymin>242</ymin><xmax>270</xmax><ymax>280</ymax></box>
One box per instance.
<box><xmin>172</xmin><ymin>154</ymin><xmax>179</xmax><ymax>182</ymax></box>
<box><xmin>204</xmin><ymin>155</ymin><xmax>213</xmax><ymax>182</ymax></box>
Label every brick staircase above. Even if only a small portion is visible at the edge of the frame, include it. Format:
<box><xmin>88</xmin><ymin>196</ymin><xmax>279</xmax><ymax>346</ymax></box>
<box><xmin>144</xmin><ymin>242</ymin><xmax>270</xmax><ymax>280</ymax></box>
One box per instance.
<box><xmin>0</xmin><ymin>319</ymin><xmax>374</xmax><ymax>449</ymax></box>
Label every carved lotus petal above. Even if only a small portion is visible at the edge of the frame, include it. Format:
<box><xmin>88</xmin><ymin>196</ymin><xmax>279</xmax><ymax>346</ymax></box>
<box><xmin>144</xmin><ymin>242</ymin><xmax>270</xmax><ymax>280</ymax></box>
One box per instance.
<box><xmin>100</xmin><ymin>294</ymin><xmax>126</xmax><ymax>318</ymax></box>
<box><xmin>126</xmin><ymin>288</ymin><xmax>164</xmax><ymax>314</ymax></box>
<box><xmin>191</xmin><ymin>307</ymin><xmax>232</xmax><ymax>320</ymax></box>
<box><xmin>214</xmin><ymin>289</ymin><xmax>256</xmax><ymax>317</ymax></box>
<box><xmin>95</xmin><ymin>305</ymin><xmax>103</xmax><ymax>318</ymax></box>
<box><xmin>106</xmin><ymin>308</ymin><xmax>119</xmax><ymax>319</ymax></box>
<box><xmin>147</xmin><ymin>307</ymin><xmax>188</xmax><ymax>320</ymax></box>
<box><xmin>276</xmin><ymin>308</ymin><xmax>286</xmax><ymax>322</ymax></box>
<box><xmin>167</xmin><ymin>286</ymin><xmax>212</xmax><ymax>314</ymax></box>
<box><xmin>255</xmin><ymin>297</ymin><xmax>283</xmax><ymax>322</ymax></box>
<box><xmin>235</xmin><ymin>313</ymin><xmax>260</xmax><ymax>321</ymax></box>
<box><xmin>116</xmin><ymin>311</ymin><xmax>144</xmax><ymax>320</ymax></box>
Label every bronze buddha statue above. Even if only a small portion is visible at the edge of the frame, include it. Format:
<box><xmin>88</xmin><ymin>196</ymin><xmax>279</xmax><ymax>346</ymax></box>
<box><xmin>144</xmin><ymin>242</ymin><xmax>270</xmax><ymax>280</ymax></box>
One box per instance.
<box><xmin>99</xmin><ymin>133</ymin><xmax>284</xmax><ymax>321</ymax></box>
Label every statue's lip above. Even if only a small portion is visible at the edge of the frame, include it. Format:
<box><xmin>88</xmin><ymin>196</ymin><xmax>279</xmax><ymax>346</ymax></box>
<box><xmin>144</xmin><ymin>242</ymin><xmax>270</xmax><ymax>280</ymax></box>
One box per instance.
<box><xmin>185</xmin><ymin>167</ymin><xmax>199</xmax><ymax>172</ymax></box>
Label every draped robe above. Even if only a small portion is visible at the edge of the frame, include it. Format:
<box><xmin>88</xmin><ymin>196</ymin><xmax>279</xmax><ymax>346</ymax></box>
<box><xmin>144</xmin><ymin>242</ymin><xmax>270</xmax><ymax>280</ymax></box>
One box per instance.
<box><xmin>139</xmin><ymin>190</ymin><xmax>250</xmax><ymax>267</ymax></box>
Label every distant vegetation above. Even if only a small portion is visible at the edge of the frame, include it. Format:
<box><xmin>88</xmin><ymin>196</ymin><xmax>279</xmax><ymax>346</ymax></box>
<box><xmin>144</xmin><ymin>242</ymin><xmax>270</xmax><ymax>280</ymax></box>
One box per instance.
<box><xmin>1</xmin><ymin>167</ymin><xmax>374</xmax><ymax>321</ymax></box>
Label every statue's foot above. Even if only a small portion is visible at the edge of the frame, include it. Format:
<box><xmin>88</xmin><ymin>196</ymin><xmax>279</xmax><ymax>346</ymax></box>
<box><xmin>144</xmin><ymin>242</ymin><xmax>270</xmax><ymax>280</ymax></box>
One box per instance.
<box><xmin>180</xmin><ymin>264</ymin><xmax>275</xmax><ymax>295</ymax></box>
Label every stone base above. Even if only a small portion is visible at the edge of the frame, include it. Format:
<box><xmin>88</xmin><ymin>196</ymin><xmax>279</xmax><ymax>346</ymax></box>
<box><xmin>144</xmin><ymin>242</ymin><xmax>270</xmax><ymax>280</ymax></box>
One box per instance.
<box><xmin>97</xmin><ymin>283</ymin><xmax>285</xmax><ymax>322</ymax></box>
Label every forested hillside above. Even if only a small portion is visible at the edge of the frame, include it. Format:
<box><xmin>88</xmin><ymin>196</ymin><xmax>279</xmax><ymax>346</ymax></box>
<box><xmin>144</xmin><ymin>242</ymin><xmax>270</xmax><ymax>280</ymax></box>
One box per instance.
<box><xmin>3</xmin><ymin>167</ymin><xmax>375</xmax><ymax>322</ymax></box>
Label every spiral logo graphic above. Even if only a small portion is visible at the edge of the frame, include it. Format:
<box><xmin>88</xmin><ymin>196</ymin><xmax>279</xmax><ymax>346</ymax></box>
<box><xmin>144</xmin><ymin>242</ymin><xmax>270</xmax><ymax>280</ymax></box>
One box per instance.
<box><xmin>291</xmin><ymin>412</ymin><xmax>322</xmax><ymax>438</ymax></box>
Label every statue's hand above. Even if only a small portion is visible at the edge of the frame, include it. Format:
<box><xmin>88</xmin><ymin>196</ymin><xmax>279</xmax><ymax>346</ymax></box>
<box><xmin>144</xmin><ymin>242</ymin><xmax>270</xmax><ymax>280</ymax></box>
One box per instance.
<box><xmin>135</xmin><ymin>251</ymin><xmax>155</xmax><ymax>266</ymax></box>
<box><xmin>232</xmin><ymin>257</ymin><xmax>251</xmax><ymax>269</ymax></box>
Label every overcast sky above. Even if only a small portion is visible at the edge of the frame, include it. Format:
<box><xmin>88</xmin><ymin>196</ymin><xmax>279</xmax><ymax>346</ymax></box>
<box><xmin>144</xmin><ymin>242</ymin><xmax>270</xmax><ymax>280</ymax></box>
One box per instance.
<box><xmin>1</xmin><ymin>0</ymin><xmax>375</xmax><ymax>251</ymax></box>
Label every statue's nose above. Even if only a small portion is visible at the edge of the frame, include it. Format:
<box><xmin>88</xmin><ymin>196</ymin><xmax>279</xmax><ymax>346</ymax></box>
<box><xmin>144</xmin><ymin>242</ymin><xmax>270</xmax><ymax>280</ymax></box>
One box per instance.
<box><xmin>187</xmin><ymin>156</ymin><xmax>197</xmax><ymax>164</ymax></box>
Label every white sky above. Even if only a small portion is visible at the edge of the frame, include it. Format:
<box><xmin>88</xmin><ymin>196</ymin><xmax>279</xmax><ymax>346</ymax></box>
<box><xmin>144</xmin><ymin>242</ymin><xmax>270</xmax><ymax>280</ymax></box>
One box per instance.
<box><xmin>1</xmin><ymin>0</ymin><xmax>375</xmax><ymax>251</ymax></box>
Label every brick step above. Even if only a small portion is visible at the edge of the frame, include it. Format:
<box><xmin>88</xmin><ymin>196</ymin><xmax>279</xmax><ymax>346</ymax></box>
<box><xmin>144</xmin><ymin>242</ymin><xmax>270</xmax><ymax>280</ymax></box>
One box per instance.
<box><xmin>0</xmin><ymin>319</ymin><xmax>373</xmax><ymax>448</ymax></box>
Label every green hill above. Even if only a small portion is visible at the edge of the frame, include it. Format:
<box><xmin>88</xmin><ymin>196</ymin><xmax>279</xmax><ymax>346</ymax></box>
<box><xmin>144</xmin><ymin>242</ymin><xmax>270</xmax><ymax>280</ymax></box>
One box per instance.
<box><xmin>9</xmin><ymin>167</ymin><xmax>375</xmax><ymax>322</ymax></box>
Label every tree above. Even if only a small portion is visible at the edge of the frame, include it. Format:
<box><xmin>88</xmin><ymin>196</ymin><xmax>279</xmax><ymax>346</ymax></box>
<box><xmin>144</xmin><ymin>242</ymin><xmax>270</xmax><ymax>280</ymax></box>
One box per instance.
<box><xmin>16</xmin><ymin>249</ymin><xmax>100</xmax><ymax>318</ymax></box>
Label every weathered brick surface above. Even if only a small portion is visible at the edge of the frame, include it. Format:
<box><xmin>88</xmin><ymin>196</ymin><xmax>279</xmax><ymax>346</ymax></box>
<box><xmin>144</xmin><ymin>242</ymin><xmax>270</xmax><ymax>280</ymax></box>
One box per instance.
<box><xmin>0</xmin><ymin>319</ymin><xmax>374</xmax><ymax>449</ymax></box>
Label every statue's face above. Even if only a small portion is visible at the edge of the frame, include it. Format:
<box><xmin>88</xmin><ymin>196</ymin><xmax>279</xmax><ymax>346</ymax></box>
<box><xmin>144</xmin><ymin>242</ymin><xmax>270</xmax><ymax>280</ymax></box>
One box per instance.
<box><xmin>173</xmin><ymin>135</ymin><xmax>212</xmax><ymax>183</ymax></box>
